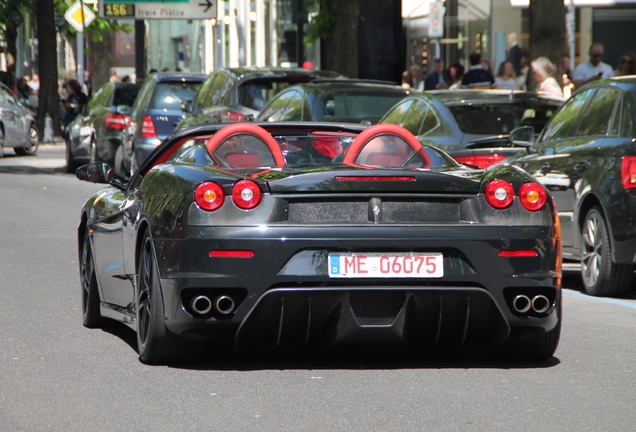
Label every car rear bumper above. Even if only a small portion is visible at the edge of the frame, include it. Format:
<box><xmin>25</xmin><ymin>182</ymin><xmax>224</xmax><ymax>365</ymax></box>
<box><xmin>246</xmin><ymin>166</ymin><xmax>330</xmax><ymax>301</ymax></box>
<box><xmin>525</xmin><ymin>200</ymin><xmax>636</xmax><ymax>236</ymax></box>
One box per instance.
<box><xmin>155</xmin><ymin>224</ymin><xmax>562</xmax><ymax>351</ymax></box>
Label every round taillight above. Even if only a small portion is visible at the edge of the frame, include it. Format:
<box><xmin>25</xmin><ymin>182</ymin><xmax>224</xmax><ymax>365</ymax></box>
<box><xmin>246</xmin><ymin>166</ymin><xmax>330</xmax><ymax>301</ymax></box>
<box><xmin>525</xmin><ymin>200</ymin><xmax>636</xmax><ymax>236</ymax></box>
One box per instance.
<box><xmin>485</xmin><ymin>179</ymin><xmax>514</xmax><ymax>209</ymax></box>
<box><xmin>232</xmin><ymin>179</ymin><xmax>262</xmax><ymax>210</ymax></box>
<box><xmin>195</xmin><ymin>182</ymin><xmax>225</xmax><ymax>211</ymax></box>
<box><xmin>519</xmin><ymin>182</ymin><xmax>547</xmax><ymax>211</ymax></box>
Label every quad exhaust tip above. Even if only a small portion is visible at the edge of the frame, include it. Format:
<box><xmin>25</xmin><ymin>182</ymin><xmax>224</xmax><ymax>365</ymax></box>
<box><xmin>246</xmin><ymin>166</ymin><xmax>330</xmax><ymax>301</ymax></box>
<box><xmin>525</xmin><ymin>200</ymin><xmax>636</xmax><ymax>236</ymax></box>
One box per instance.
<box><xmin>512</xmin><ymin>295</ymin><xmax>531</xmax><ymax>313</ymax></box>
<box><xmin>190</xmin><ymin>295</ymin><xmax>236</xmax><ymax>316</ymax></box>
<box><xmin>214</xmin><ymin>295</ymin><xmax>235</xmax><ymax>315</ymax></box>
<box><xmin>191</xmin><ymin>295</ymin><xmax>213</xmax><ymax>315</ymax></box>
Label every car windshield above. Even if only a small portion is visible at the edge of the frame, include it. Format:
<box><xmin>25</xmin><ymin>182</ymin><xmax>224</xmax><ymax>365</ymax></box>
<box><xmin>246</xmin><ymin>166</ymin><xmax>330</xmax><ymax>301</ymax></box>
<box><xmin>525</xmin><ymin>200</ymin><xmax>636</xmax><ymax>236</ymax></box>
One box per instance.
<box><xmin>313</xmin><ymin>90</ymin><xmax>407</xmax><ymax>123</ymax></box>
<box><xmin>448</xmin><ymin>102</ymin><xmax>558</xmax><ymax>135</ymax></box>
<box><xmin>149</xmin><ymin>81</ymin><xmax>202</xmax><ymax>110</ymax></box>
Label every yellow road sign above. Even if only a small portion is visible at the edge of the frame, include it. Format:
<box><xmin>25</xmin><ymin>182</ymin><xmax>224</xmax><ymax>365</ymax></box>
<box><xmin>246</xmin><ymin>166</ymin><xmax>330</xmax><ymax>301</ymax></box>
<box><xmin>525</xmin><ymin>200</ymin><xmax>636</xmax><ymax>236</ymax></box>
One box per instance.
<box><xmin>64</xmin><ymin>0</ymin><xmax>96</xmax><ymax>33</ymax></box>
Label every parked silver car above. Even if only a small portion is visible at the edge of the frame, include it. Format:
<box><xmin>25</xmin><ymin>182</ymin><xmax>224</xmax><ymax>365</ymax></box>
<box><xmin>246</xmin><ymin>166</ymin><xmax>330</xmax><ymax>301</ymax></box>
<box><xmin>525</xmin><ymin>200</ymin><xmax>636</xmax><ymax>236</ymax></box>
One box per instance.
<box><xmin>0</xmin><ymin>82</ymin><xmax>38</xmax><ymax>157</ymax></box>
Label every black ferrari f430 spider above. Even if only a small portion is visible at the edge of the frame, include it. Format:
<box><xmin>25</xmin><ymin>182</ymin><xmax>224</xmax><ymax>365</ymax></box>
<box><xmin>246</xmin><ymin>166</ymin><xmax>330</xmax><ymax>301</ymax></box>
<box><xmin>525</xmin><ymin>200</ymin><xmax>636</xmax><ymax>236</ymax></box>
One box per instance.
<box><xmin>76</xmin><ymin>121</ymin><xmax>562</xmax><ymax>364</ymax></box>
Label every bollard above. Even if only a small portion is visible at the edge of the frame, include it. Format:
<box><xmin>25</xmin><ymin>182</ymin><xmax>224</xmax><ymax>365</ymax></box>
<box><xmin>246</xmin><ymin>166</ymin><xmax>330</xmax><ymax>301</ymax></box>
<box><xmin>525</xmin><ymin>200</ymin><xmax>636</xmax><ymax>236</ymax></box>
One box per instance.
<box><xmin>43</xmin><ymin>115</ymin><xmax>54</xmax><ymax>143</ymax></box>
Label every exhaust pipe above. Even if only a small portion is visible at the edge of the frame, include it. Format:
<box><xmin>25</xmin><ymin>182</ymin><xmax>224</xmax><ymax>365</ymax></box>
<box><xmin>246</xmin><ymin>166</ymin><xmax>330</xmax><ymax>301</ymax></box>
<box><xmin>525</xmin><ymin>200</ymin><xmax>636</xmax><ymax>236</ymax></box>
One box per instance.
<box><xmin>214</xmin><ymin>295</ymin><xmax>235</xmax><ymax>315</ymax></box>
<box><xmin>512</xmin><ymin>295</ymin><xmax>531</xmax><ymax>314</ymax></box>
<box><xmin>532</xmin><ymin>295</ymin><xmax>550</xmax><ymax>314</ymax></box>
<box><xmin>191</xmin><ymin>295</ymin><xmax>213</xmax><ymax>315</ymax></box>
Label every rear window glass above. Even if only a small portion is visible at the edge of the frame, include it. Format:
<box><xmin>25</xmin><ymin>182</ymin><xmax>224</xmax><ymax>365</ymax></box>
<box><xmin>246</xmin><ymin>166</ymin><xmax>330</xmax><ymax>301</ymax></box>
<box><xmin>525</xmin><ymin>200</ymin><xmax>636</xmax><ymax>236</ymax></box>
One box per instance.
<box><xmin>448</xmin><ymin>103</ymin><xmax>558</xmax><ymax>135</ymax></box>
<box><xmin>238</xmin><ymin>78</ymin><xmax>313</xmax><ymax>111</ymax></box>
<box><xmin>113</xmin><ymin>85</ymin><xmax>141</xmax><ymax>107</ymax></box>
<box><xmin>149</xmin><ymin>82</ymin><xmax>202</xmax><ymax>110</ymax></box>
<box><xmin>313</xmin><ymin>90</ymin><xmax>407</xmax><ymax>123</ymax></box>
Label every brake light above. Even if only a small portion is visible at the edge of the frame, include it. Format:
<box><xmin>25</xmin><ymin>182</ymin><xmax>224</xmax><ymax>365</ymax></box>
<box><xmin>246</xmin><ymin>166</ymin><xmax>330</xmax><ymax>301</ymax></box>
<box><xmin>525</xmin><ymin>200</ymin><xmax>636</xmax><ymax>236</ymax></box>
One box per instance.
<box><xmin>485</xmin><ymin>179</ymin><xmax>514</xmax><ymax>209</ymax></box>
<box><xmin>454</xmin><ymin>154</ymin><xmax>506</xmax><ymax>169</ymax></box>
<box><xmin>195</xmin><ymin>182</ymin><xmax>225</xmax><ymax>211</ymax></box>
<box><xmin>519</xmin><ymin>182</ymin><xmax>547</xmax><ymax>211</ymax></box>
<box><xmin>232</xmin><ymin>179</ymin><xmax>262</xmax><ymax>209</ymax></box>
<box><xmin>104</xmin><ymin>113</ymin><xmax>129</xmax><ymax>130</ymax></box>
<box><xmin>140</xmin><ymin>116</ymin><xmax>157</xmax><ymax>139</ymax></box>
<box><xmin>221</xmin><ymin>110</ymin><xmax>246</xmax><ymax>123</ymax></box>
<box><xmin>621</xmin><ymin>156</ymin><xmax>636</xmax><ymax>189</ymax></box>
<box><xmin>335</xmin><ymin>176</ymin><xmax>416</xmax><ymax>182</ymax></box>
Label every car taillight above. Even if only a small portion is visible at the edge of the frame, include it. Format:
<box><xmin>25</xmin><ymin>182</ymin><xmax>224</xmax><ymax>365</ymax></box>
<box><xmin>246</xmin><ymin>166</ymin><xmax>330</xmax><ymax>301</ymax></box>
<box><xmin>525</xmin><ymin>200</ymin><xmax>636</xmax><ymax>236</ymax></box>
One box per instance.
<box><xmin>140</xmin><ymin>115</ymin><xmax>157</xmax><ymax>139</ymax></box>
<box><xmin>485</xmin><ymin>179</ymin><xmax>514</xmax><ymax>209</ymax></box>
<box><xmin>232</xmin><ymin>179</ymin><xmax>262</xmax><ymax>209</ymax></box>
<box><xmin>104</xmin><ymin>113</ymin><xmax>129</xmax><ymax>130</ymax></box>
<box><xmin>454</xmin><ymin>154</ymin><xmax>506</xmax><ymax>169</ymax></box>
<box><xmin>519</xmin><ymin>182</ymin><xmax>547</xmax><ymax>211</ymax></box>
<box><xmin>195</xmin><ymin>182</ymin><xmax>225</xmax><ymax>211</ymax></box>
<box><xmin>621</xmin><ymin>156</ymin><xmax>636</xmax><ymax>189</ymax></box>
<box><xmin>221</xmin><ymin>110</ymin><xmax>246</xmax><ymax>123</ymax></box>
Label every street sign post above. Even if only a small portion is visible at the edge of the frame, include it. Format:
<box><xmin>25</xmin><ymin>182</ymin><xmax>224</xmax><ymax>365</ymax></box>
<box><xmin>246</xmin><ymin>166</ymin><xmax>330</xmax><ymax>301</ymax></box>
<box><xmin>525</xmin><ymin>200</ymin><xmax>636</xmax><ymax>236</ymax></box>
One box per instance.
<box><xmin>99</xmin><ymin>0</ymin><xmax>217</xmax><ymax>20</ymax></box>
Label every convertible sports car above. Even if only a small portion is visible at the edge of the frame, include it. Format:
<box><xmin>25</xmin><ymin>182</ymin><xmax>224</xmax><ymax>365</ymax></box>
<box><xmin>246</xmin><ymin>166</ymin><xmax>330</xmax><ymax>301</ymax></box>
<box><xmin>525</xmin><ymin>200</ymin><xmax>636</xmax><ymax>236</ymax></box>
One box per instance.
<box><xmin>76</xmin><ymin>122</ymin><xmax>562</xmax><ymax>364</ymax></box>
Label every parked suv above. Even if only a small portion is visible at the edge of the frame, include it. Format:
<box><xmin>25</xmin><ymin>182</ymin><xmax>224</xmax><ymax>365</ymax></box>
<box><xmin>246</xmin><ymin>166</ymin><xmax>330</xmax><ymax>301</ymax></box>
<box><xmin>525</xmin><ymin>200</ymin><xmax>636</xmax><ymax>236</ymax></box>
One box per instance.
<box><xmin>122</xmin><ymin>72</ymin><xmax>206</xmax><ymax>173</ymax></box>
<box><xmin>176</xmin><ymin>67</ymin><xmax>342</xmax><ymax>130</ymax></box>
<box><xmin>510</xmin><ymin>77</ymin><xmax>636</xmax><ymax>297</ymax></box>
<box><xmin>65</xmin><ymin>81</ymin><xmax>141</xmax><ymax>173</ymax></box>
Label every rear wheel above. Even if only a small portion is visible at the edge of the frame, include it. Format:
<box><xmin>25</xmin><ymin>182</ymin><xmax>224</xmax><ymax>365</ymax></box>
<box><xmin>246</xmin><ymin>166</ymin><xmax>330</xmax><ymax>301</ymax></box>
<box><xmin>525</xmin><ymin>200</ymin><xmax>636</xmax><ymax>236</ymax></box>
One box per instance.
<box><xmin>65</xmin><ymin>136</ymin><xmax>79</xmax><ymax>173</ymax></box>
<box><xmin>136</xmin><ymin>232</ymin><xmax>181</xmax><ymax>364</ymax></box>
<box><xmin>0</xmin><ymin>126</ymin><xmax>5</xmax><ymax>158</ymax></box>
<box><xmin>14</xmin><ymin>124</ymin><xmax>39</xmax><ymax>156</ymax></box>
<box><xmin>80</xmin><ymin>227</ymin><xmax>102</xmax><ymax>328</ymax></box>
<box><xmin>581</xmin><ymin>207</ymin><xmax>633</xmax><ymax>297</ymax></box>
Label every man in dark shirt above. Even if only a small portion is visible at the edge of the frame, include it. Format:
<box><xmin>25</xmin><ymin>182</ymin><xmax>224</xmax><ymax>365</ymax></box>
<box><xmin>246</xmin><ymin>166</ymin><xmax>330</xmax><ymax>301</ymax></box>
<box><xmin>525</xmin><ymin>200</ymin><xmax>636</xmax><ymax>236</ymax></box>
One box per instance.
<box><xmin>424</xmin><ymin>58</ymin><xmax>451</xmax><ymax>90</ymax></box>
<box><xmin>461</xmin><ymin>52</ymin><xmax>495</xmax><ymax>89</ymax></box>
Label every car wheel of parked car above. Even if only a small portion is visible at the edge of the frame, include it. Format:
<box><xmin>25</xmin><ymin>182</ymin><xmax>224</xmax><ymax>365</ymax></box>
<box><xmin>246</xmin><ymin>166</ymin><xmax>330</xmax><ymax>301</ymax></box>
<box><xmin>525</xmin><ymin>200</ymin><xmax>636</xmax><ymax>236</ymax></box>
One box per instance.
<box><xmin>80</xmin><ymin>227</ymin><xmax>103</xmax><ymax>328</ymax></box>
<box><xmin>14</xmin><ymin>124</ymin><xmax>39</xmax><ymax>156</ymax></box>
<box><xmin>136</xmin><ymin>231</ymin><xmax>180</xmax><ymax>364</ymax></box>
<box><xmin>65</xmin><ymin>137</ymin><xmax>79</xmax><ymax>173</ymax></box>
<box><xmin>0</xmin><ymin>127</ymin><xmax>4</xmax><ymax>158</ymax></box>
<box><xmin>581</xmin><ymin>207</ymin><xmax>633</xmax><ymax>297</ymax></box>
<box><xmin>114</xmin><ymin>145</ymin><xmax>126</xmax><ymax>177</ymax></box>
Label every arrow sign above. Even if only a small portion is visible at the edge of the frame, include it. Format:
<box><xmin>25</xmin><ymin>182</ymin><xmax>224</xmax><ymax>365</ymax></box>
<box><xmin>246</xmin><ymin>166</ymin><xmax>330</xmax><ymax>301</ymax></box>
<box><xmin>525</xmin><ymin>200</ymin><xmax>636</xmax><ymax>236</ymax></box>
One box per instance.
<box><xmin>198</xmin><ymin>0</ymin><xmax>212</xmax><ymax>13</ymax></box>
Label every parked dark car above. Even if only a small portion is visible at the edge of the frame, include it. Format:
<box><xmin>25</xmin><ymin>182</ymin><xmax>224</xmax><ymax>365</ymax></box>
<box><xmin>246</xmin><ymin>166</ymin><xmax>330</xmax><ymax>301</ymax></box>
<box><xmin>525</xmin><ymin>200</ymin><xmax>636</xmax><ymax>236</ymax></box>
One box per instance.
<box><xmin>380</xmin><ymin>90</ymin><xmax>564</xmax><ymax>168</ymax></box>
<box><xmin>122</xmin><ymin>72</ymin><xmax>206</xmax><ymax>174</ymax></box>
<box><xmin>510</xmin><ymin>77</ymin><xmax>636</xmax><ymax>297</ymax></box>
<box><xmin>75</xmin><ymin>121</ymin><xmax>561</xmax><ymax>364</ymax></box>
<box><xmin>64</xmin><ymin>81</ymin><xmax>141</xmax><ymax>173</ymax></box>
<box><xmin>0</xmin><ymin>82</ymin><xmax>38</xmax><ymax>157</ymax></box>
<box><xmin>176</xmin><ymin>67</ymin><xmax>343</xmax><ymax>130</ymax></box>
<box><xmin>256</xmin><ymin>79</ymin><xmax>412</xmax><ymax>124</ymax></box>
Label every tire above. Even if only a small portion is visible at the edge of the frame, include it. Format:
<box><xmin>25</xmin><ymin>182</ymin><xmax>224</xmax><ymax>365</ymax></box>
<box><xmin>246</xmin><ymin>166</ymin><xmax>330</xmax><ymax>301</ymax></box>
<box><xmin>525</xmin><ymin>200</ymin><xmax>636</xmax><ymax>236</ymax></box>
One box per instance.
<box><xmin>14</xmin><ymin>124</ymin><xmax>39</xmax><ymax>156</ymax></box>
<box><xmin>136</xmin><ymin>231</ymin><xmax>181</xmax><ymax>364</ymax></box>
<box><xmin>80</xmin><ymin>227</ymin><xmax>103</xmax><ymax>328</ymax></box>
<box><xmin>114</xmin><ymin>144</ymin><xmax>125</xmax><ymax>177</ymax></box>
<box><xmin>580</xmin><ymin>207</ymin><xmax>633</xmax><ymax>297</ymax></box>
<box><xmin>65</xmin><ymin>137</ymin><xmax>80</xmax><ymax>173</ymax></box>
<box><xmin>0</xmin><ymin>126</ymin><xmax>5</xmax><ymax>158</ymax></box>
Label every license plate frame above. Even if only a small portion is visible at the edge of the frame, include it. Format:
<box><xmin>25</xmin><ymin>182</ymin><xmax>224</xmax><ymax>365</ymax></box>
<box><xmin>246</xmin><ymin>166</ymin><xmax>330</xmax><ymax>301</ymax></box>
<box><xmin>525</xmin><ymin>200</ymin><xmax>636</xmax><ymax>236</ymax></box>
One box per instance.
<box><xmin>328</xmin><ymin>252</ymin><xmax>444</xmax><ymax>278</ymax></box>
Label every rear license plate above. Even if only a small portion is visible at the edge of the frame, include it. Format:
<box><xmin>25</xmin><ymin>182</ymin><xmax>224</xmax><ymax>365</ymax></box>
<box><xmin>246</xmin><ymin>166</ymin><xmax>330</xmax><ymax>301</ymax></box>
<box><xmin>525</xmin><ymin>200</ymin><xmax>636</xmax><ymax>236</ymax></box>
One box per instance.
<box><xmin>328</xmin><ymin>253</ymin><xmax>443</xmax><ymax>278</ymax></box>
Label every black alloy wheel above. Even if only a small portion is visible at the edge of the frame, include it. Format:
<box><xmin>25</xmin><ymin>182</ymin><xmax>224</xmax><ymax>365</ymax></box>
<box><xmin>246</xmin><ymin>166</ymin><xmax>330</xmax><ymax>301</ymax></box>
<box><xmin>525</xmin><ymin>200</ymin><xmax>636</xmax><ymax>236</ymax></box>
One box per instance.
<box><xmin>14</xmin><ymin>124</ymin><xmax>39</xmax><ymax>156</ymax></box>
<box><xmin>0</xmin><ymin>127</ymin><xmax>5</xmax><ymax>158</ymax></box>
<box><xmin>80</xmin><ymin>227</ymin><xmax>103</xmax><ymax>328</ymax></box>
<box><xmin>581</xmin><ymin>207</ymin><xmax>633</xmax><ymax>297</ymax></box>
<box><xmin>136</xmin><ymin>231</ymin><xmax>180</xmax><ymax>364</ymax></box>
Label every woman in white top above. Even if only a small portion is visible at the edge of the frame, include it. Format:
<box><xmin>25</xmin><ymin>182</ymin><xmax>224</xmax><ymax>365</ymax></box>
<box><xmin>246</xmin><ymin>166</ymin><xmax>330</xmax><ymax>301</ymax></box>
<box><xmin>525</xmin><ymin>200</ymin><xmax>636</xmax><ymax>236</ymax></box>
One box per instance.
<box><xmin>531</xmin><ymin>56</ymin><xmax>563</xmax><ymax>99</ymax></box>
<box><xmin>494</xmin><ymin>61</ymin><xmax>519</xmax><ymax>90</ymax></box>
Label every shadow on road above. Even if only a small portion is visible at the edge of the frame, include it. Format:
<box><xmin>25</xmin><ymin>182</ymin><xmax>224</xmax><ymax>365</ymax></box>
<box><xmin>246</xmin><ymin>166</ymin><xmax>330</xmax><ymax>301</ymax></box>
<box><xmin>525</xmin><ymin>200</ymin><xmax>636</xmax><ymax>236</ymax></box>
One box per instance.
<box><xmin>96</xmin><ymin>320</ymin><xmax>561</xmax><ymax>371</ymax></box>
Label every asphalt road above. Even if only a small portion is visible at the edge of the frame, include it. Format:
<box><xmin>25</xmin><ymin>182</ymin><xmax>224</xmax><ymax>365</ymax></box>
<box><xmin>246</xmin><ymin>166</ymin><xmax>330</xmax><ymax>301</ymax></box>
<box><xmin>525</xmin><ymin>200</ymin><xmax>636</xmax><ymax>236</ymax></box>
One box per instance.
<box><xmin>1</xmin><ymin>144</ymin><xmax>635</xmax><ymax>432</ymax></box>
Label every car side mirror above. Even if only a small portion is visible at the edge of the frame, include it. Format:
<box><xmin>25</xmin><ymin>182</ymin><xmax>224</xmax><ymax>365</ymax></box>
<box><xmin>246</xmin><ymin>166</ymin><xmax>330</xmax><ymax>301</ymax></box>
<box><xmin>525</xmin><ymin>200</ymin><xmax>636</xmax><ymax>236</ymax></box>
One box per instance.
<box><xmin>509</xmin><ymin>126</ymin><xmax>535</xmax><ymax>148</ymax></box>
<box><xmin>76</xmin><ymin>162</ymin><xmax>115</xmax><ymax>184</ymax></box>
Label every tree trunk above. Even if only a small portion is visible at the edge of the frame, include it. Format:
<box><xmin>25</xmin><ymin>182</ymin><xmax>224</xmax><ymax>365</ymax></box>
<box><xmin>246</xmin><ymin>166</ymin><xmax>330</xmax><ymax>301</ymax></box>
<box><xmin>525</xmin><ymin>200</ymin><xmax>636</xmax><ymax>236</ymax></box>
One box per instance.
<box><xmin>90</xmin><ymin>32</ymin><xmax>112</xmax><ymax>91</ymax></box>
<box><xmin>36</xmin><ymin>0</ymin><xmax>60</xmax><ymax>136</ymax></box>
<box><xmin>322</xmin><ymin>0</ymin><xmax>359</xmax><ymax>77</ymax></box>
<box><xmin>529</xmin><ymin>0</ymin><xmax>566</xmax><ymax>76</ymax></box>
